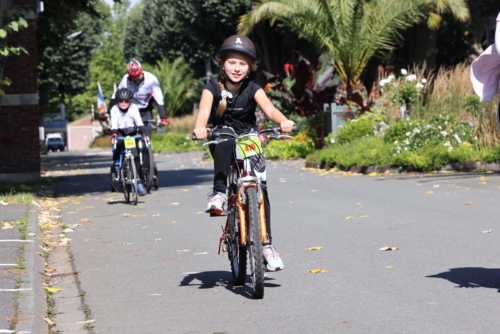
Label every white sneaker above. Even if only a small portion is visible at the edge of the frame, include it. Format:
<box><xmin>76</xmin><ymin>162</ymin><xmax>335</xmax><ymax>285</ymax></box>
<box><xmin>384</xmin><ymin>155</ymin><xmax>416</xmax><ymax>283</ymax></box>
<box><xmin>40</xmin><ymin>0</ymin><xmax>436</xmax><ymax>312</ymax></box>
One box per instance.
<box><xmin>205</xmin><ymin>191</ymin><xmax>226</xmax><ymax>214</ymax></box>
<box><xmin>263</xmin><ymin>245</ymin><xmax>284</xmax><ymax>272</ymax></box>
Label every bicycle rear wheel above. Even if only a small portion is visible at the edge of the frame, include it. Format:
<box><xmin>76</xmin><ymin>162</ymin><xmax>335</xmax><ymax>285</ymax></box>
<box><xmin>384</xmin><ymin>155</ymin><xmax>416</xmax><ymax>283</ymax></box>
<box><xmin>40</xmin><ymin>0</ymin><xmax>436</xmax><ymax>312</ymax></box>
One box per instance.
<box><xmin>246</xmin><ymin>186</ymin><xmax>264</xmax><ymax>299</ymax></box>
<box><xmin>228</xmin><ymin>202</ymin><xmax>246</xmax><ymax>285</ymax></box>
<box><xmin>144</xmin><ymin>146</ymin><xmax>154</xmax><ymax>193</ymax></box>
<box><xmin>153</xmin><ymin>164</ymin><xmax>159</xmax><ymax>190</ymax></box>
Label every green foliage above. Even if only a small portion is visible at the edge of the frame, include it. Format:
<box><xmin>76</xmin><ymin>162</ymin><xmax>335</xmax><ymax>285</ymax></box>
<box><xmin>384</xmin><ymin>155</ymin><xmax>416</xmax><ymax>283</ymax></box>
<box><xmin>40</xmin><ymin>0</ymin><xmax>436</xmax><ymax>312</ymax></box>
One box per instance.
<box><xmin>151</xmin><ymin>133</ymin><xmax>202</xmax><ymax>152</ymax></box>
<box><xmin>39</xmin><ymin>1</ymin><xmax>109</xmax><ymax>114</ymax></box>
<box><xmin>333</xmin><ymin>112</ymin><xmax>388</xmax><ymax>145</ymax></box>
<box><xmin>383</xmin><ymin>115</ymin><xmax>476</xmax><ymax>154</ymax></box>
<box><xmin>143</xmin><ymin>58</ymin><xmax>200</xmax><ymax>118</ymax></box>
<box><xmin>123</xmin><ymin>0</ymin><xmax>252</xmax><ymax>77</ymax></box>
<box><xmin>264</xmin><ymin>134</ymin><xmax>315</xmax><ymax>159</ymax></box>
<box><xmin>239</xmin><ymin>0</ymin><xmax>469</xmax><ymax>95</ymax></box>
<box><xmin>65</xmin><ymin>1</ymin><xmax>130</xmax><ymax>121</ymax></box>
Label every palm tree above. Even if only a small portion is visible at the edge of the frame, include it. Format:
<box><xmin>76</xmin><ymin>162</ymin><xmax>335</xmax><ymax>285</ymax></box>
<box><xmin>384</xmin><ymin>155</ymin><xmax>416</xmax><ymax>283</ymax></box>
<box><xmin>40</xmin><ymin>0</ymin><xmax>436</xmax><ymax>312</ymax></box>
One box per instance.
<box><xmin>144</xmin><ymin>58</ymin><xmax>200</xmax><ymax>118</ymax></box>
<box><xmin>238</xmin><ymin>0</ymin><xmax>469</xmax><ymax>99</ymax></box>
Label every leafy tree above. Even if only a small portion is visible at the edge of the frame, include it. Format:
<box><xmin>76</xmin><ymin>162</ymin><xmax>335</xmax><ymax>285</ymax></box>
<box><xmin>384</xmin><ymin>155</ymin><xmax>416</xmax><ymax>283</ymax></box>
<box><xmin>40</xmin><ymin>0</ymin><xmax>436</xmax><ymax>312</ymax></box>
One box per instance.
<box><xmin>37</xmin><ymin>0</ymin><xmax>106</xmax><ymax>113</ymax></box>
<box><xmin>65</xmin><ymin>1</ymin><xmax>130</xmax><ymax>121</ymax></box>
<box><xmin>143</xmin><ymin>58</ymin><xmax>200</xmax><ymax>118</ymax></box>
<box><xmin>123</xmin><ymin>0</ymin><xmax>252</xmax><ymax>77</ymax></box>
<box><xmin>238</xmin><ymin>0</ymin><xmax>469</xmax><ymax>99</ymax></box>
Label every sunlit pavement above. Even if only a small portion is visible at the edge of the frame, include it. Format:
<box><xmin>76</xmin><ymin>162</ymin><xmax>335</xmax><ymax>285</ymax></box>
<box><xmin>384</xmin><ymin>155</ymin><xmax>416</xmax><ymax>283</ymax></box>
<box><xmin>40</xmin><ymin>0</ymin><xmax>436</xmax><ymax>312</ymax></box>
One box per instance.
<box><xmin>42</xmin><ymin>150</ymin><xmax>500</xmax><ymax>334</ymax></box>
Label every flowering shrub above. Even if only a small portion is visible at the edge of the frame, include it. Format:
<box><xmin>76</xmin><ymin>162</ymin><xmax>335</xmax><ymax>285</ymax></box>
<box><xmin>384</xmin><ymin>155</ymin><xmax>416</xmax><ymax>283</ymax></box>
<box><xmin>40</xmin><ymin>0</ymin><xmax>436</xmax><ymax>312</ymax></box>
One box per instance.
<box><xmin>383</xmin><ymin>114</ymin><xmax>476</xmax><ymax>154</ymax></box>
<box><xmin>330</xmin><ymin>112</ymin><xmax>388</xmax><ymax>145</ymax></box>
<box><xmin>379</xmin><ymin>69</ymin><xmax>427</xmax><ymax>108</ymax></box>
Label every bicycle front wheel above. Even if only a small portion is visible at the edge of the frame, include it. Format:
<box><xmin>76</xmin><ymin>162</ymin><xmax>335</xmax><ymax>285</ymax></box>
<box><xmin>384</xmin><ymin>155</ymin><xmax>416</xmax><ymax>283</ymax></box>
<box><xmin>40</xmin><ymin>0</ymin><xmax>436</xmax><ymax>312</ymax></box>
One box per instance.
<box><xmin>123</xmin><ymin>160</ymin><xmax>130</xmax><ymax>203</ymax></box>
<box><xmin>247</xmin><ymin>186</ymin><xmax>265</xmax><ymax>299</ymax></box>
<box><xmin>129</xmin><ymin>156</ymin><xmax>139</xmax><ymax>205</ymax></box>
<box><xmin>144</xmin><ymin>146</ymin><xmax>154</xmax><ymax>193</ymax></box>
<box><xmin>228</xmin><ymin>204</ymin><xmax>246</xmax><ymax>285</ymax></box>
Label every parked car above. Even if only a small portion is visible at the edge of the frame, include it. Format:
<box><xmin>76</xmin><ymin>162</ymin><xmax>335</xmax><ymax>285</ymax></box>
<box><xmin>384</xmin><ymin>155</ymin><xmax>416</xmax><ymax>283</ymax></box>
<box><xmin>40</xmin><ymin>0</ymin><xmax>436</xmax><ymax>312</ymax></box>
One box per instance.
<box><xmin>47</xmin><ymin>137</ymin><xmax>65</xmax><ymax>152</ymax></box>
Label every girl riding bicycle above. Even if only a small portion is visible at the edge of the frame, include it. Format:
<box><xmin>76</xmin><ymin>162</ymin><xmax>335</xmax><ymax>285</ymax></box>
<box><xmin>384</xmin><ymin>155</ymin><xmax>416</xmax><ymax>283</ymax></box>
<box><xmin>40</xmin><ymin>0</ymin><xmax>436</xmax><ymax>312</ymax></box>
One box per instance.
<box><xmin>110</xmin><ymin>88</ymin><xmax>149</xmax><ymax>196</ymax></box>
<box><xmin>193</xmin><ymin>35</ymin><xmax>295</xmax><ymax>271</ymax></box>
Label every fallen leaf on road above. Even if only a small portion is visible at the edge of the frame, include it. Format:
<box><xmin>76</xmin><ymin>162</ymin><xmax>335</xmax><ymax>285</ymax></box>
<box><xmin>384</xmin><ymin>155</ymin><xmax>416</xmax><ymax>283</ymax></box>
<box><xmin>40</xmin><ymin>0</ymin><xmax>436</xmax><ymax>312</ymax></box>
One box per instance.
<box><xmin>170</xmin><ymin>203</ymin><xmax>179</xmax><ymax>205</ymax></box>
<box><xmin>308</xmin><ymin>247</ymin><xmax>324</xmax><ymax>250</ymax></box>
<box><xmin>122</xmin><ymin>243</ymin><xmax>133</xmax><ymax>245</ymax></box>
<box><xmin>385</xmin><ymin>266</ymin><xmax>394</xmax><ymax>269</ymax></box>
<box><xmin>133</xmin><ymin>206</ymin><xmax>143</xmax><ymax>209</ymax></box>
<box><xmin>35</xmin><ymin>252</ymin><xmax>44</xmax><ymax>257</ymax></box>
<box><xmin>148</xmin><ymin>293</ymin><xmax>162</xmax><ymax>296</ymax></box>
<box><xmin>379</xmin><ymin>247</ymin><xmax>398</xmax><ymax>251</ymax></box>
<box><xmin>43</xmin><ymin>287</ymin><xmax>62</xmax><ymax>293</ymax></box>
<box><xmin>464</xmin><ymin>202</ymin><xmax>473</xmax><ymax>205</ymax></box>
<box><xmin>433</xmin><ymin>185</ymin><xmax>439</xmax><ymax>188</ymax></box>
<box><xmin>43</xmin><ymin>317</ymin><xmax>55</xmax><ymax>326</ymax></box>
<box><xmin>163</xmin><ymin>258</ymin><xmax>179</xmax><ymax>261</ymax></box>
<box><xmin>76</xmin><ymin>320</ymin><xmax>96</xmax><ymax>324</ymax></box>
<box><xmin>73</xmin><ymin>202</ymin><xmax>81</xmax><ymax>204</ymax></box>
<box><xmin>486</xmin><ymin>171</ymin><xmax>494</xmax><ymax>173</ymax></box>
<box><xmin>153</xmin><ymin>214</ymin><xmax>160</xmax><ymax>217</ymax></box>
<box><xmin>368</xmin><ymin>172</ymin><xmax>377</xmax><ymax>176</ymax></box>
<box><xmin>103</xmin><ymin>241</ymin><xmax>113</xmax><ymax>243</ymax></box>
<box><xmin>426</xmin><ymin>191</ymin><xmax>434</xmax><ymax>194</ymax></box>
<box><xmin>357</xmin><ymin>202</ymin><xmax>362</xmax><ymax>205</ymax></box>
<box><xmin>195</xmin><ymin>212</ymin><xmax>203</xmax><ymax>214</ymax></box>
<box><xmin>85</xmin><ymin>206</ymin><xmax>94</xmax><ymax>209</ymax></box>
<box><xmin>176</xmin><ymin>249</ymin><xmax>190</xmax><ymax>252</ymax></box>
<box><xmin>171</xmin><ymin>221</ymin><xmax>178</xmax><ymax>224</ymax></box>
<box><xmin>194</xmin><ymin>252</ymin><xmax>208</xmax><ymax>255</ymax></box>
<box><xmin>482</xmin><ymin>230</ymin><xmax>493</xmax><ymax>233</ymax></box>
<box><xmin>345</xmin><ymin>216</ymin><xmax>353</xmax><ymax>219</ymax></box>
<box><xmin>80</xmin><ymin>219</ymin><xmax>93</xmax><ymax>222</ymax></box>
<box><xmin>134</xmin><ymin>254</ymin><xmax>143</xmax><ymax>256</ymax></box>
<box><xmin>360</xmin><ymin>215</ymin><xmax>369</xmax><ymax>218</ymax></box>
<box><xmin>309</xmin><ymin>269</ymin><xmax>329</xmax><ymax>273</ymax></box>
<box><xmin>155</xmin><ymin>239</ymin><xmax>162</xmax><ymax>241</ymax></box>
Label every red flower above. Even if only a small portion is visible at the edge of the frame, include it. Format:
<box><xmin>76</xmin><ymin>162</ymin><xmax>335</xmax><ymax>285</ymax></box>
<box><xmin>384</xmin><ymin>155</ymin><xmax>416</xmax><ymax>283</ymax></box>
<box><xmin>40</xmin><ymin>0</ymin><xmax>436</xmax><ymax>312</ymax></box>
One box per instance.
<box><xmin>264</xmin><ymin>83</ymin><xmax>272</xmax><ymax>91</ymax></box>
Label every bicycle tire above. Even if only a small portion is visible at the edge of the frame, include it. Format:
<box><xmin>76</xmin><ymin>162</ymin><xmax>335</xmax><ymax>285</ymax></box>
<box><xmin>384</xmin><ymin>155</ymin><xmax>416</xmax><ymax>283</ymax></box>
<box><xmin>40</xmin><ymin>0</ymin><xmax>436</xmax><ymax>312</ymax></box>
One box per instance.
<box><xmin>153</xmin><ymin>164</ymin><xmax>159</xmax><ymax>190</ymax></box>
<box><xmin>110</xmin><ymin>166</ymin><xmax>118</xmax><ymax>193</ymax></box>
<box><xmin>228</xmin><ymin>202</ymin><xmax>246</xmax><ymax>285</ymax></box>
<box><xmin>247</xmin><ymin>186</ymin><xmax>265</xmax><ymax>299</ymax></box>
<box><xmin>129</xmin><ymin>156</ymin><xmax>139</xmax><ymax>205</ymax></box>
<box><xmin>145</xmin><ymin>146</ymin><xmax>154</xmax><ymax>193</ymax></box>
<box><xmin>123</xmin><ymin>158</ymin><xmax>131</xmax><ymax>203</ymax></box>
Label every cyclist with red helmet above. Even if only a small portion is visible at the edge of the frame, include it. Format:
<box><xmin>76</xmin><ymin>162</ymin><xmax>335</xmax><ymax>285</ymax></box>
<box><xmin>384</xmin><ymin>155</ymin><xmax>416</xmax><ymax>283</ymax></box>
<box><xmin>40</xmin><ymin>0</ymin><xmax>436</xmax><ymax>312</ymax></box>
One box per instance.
<box><xmin>193</xmin><ymin>35</ymin><xmax>295</xmax><ymax>272</ymax></box>
<box><xmin>107</xmin><ymin>59</ymin><xmax>169</xmax><ymax>137</ymax></box>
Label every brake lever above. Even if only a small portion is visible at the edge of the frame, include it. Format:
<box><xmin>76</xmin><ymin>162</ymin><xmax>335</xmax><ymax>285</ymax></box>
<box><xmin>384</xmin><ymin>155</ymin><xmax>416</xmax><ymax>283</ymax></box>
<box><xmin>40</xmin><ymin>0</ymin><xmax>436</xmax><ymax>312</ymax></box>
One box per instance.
<box><xmin>202</xmin><ymin>138</ymin><xmax>230</xmax><ymax>146</ymax></box>
<box><xmin>278</xmin><ymin>135</ymin><xmax>293</xmax><ymax>140</ymax></box>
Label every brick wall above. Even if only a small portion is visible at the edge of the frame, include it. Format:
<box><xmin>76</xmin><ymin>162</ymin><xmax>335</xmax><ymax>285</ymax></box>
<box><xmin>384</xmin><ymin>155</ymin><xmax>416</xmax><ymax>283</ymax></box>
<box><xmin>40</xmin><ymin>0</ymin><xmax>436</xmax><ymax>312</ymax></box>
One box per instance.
<box><xmin>0</xmin><ymin>0</ymin><xmax>40</xmax><ymax>182</ymax></box>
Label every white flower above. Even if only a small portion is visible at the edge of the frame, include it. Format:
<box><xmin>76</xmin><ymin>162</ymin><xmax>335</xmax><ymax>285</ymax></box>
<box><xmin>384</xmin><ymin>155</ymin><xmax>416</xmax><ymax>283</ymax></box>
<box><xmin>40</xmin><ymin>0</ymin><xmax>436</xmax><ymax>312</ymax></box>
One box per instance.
<box><xmin>379</xmin><ymin>79</ymin><xmax>389</xmax><ymax>87</ymax></box>
<box><xmin>454</xmin><ymin>134</ymin><xmax>462</xmax><ymax>143</ymax></box>
<box><xmin>388</xmin><ymin>75</ymin><xmax>395</xmax><ymax>81</ymax></box>
<box><xmin>404</xmin><ymin>139</ymin><xmax>410</xmax><ymax>145</ymax></box>
<box><xmin>330</xmin><ymin>138</ymin><xmax>335</xmax><ymax>144</ymax></box>
<box><xmin>405</xmin><ymin>132</ymin><xmax>411</xmax><ymax>136</ymax></box>
<box><xmin>440</xmin><ymin>131</ymin><xmax>447</xmax><ymax>136</ymax></box>
<box><xmin>401</xmin><ymin>69</ymin><xmax>408</xmax><ymax>75</ymax></box>
<box><xmin>415</xmin><ymin>82</ymin><xmax>424</xmax><ymax>89</ymax></box>
<box><xmin>405</xmin><ymin>74</ymin><xmax>417</xmax><ymax>81</ymax></box>
<box><xmin>405</xmin><ymin>147</ymin><xmax>408</xmax><ymax>151</ymax></box>
<box><xmin>438</xmin><ymin>126</ymin><xmax>442</xmax><ymax>130</ymax></box>
<box><xmin>394</xmin><ymin>140</ymin><xmax>398</xmax><ymax>144</ymax></box>
<box><xmin>413</xmin><ymin>128</ymin><xmax>420</xmax><ymax>134</ymax></box>
<box><xmin>443</xmin><ymin>141</ymin><xmax>451</xmax><ymax>147</ymax></box>
<box><xmin>421</xmin><ymin>78</ymin><xmax>427</xmax><ymax>84</ymax></box>
<box><xmin>448</xmin><ymin>146</ymin><xmax>453</xmax><ymax>152</ymax></box>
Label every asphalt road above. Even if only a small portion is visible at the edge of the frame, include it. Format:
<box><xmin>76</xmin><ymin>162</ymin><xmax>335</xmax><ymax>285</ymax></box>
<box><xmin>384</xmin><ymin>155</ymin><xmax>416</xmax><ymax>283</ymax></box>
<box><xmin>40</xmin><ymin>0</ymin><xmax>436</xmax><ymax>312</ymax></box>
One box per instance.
<box><xmin>42</xmin><ymin>149</ymin><xmax>500</xmax><ymax>334</ymax></box>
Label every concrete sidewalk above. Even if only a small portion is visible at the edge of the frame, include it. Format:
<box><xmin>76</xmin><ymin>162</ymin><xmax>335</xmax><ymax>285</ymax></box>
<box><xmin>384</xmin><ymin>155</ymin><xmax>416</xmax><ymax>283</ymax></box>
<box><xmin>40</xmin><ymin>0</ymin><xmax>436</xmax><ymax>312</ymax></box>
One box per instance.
<box><xmin>0</xmin><ymin>203</ymin><xmax>47</xmax><ymax>334</ymax></box>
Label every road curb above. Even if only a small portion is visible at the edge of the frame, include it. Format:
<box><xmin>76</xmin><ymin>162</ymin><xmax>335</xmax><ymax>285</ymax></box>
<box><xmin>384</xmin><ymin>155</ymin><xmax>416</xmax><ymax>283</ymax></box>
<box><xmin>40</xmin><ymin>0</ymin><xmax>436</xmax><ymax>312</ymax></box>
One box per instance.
<box><xmin>303</xmin><ymin>160</ymin><xmax>500</xmax><ymax>173</ymax></box>
<box><xmin>16</xmin><ymin>205</ymin><xmax>47</xmax><ymax>334</ymax></box>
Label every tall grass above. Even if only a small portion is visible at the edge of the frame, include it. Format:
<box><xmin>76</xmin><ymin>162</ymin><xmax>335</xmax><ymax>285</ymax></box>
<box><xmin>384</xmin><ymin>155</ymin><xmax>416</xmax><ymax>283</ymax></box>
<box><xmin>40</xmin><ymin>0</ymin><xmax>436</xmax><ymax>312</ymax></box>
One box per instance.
<box><xmin>407</xmin><ymin>63</ymin><xmax>500</xmax><ymax>148</ymax></box>
<box><xmin>167</xmin><ymin>114</ymin><xmax>196</xmax><ymax>135</ymax></box>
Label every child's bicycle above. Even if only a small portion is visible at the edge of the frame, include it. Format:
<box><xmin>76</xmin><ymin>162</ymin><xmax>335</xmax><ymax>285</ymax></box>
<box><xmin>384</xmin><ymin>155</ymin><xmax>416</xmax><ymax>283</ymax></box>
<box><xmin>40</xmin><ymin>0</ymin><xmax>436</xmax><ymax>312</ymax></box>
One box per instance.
<box><xmin>193</xmin><ymin>125</ymin><xmax>297</xmax><ymax>299</ymax></box>
<box><xmin>111</xmin><ymin>135</ymin><xmax>142</xmax><ymax>205</ymax></box>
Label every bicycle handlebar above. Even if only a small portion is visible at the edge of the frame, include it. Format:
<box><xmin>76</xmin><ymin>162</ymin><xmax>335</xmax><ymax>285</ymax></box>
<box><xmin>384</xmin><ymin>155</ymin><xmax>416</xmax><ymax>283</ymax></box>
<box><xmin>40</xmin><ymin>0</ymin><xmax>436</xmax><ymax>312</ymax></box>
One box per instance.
<box><xmin>191</xmin><ymin>125</ymin><xmax>298</xmax><ymax>141</ymax></box>
<box><xmin>143</xmin><ymin>120</ymin><xmax>166</xmax><ymax>127</ymax></box>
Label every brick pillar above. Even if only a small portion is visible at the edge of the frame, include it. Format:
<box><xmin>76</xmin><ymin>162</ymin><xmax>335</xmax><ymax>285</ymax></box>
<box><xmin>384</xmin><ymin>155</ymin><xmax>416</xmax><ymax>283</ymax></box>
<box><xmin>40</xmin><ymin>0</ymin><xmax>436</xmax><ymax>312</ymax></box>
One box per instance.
<box><xmin>0</xmin><ymin>0</ymin><xmax>40</xmax><ymax>182</ymax></box>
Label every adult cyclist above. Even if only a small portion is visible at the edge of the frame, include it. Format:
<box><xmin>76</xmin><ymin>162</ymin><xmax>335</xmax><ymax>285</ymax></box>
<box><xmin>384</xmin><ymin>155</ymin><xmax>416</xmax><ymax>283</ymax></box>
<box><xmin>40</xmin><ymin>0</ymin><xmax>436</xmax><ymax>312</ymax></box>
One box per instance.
<box><xmin>107</xmin><ymin>59</ymin><xmax>169</xmax><ymax>134</ymax></box>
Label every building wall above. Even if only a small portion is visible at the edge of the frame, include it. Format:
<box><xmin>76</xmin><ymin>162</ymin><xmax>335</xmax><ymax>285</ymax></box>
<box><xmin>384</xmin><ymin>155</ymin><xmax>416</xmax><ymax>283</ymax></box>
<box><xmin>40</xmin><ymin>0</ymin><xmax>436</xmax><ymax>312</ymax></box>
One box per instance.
<box><xmin>0</xmin><ymin>0</ymin><xmax>40</xmax><ymax>182</ymax></box>
<box><xmin>67</xmin><ymin>126</ymin><xmax>94</xmax><ymax>151</ymax></box>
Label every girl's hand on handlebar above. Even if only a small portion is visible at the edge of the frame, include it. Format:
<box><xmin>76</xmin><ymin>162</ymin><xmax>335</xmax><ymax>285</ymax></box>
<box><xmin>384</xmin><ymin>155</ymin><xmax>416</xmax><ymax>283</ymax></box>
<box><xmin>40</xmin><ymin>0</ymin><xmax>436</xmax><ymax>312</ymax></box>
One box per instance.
<box><xmin>280</xmin><ymin>120</ymin><xmax>295</xmax><ymax>133</ymax></box>
<box><xmin>193</xmin><ymin>127</ymin><xmax>210</xmax><ymax>140</ymax></box>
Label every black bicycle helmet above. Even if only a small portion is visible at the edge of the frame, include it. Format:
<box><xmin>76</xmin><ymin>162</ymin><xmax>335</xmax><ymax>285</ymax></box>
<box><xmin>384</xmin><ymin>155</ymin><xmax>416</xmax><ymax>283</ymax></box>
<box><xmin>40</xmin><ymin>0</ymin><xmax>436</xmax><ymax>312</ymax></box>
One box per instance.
<box><xmin>219</xmin><ymin>35</ymin><xmax>256</xmax><ymax>60</ymax></box>
<box><xmin>115</xmin><ymin>88</ymin><xmax>134</xmax><ymax>100</ymax></box>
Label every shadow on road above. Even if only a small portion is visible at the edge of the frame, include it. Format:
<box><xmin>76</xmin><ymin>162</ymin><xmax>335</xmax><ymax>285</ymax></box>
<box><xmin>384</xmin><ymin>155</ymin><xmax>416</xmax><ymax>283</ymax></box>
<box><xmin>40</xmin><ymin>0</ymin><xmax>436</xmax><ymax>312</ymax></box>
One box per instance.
<box><xmin>427</xmin><ymin>267</ymin><xmax>500</xmax><ymax>292</ymax></box>
<box><xmin>179</xmin><ymin>270</ymin><xmax>281</xmax><ymax>299</ymax></box>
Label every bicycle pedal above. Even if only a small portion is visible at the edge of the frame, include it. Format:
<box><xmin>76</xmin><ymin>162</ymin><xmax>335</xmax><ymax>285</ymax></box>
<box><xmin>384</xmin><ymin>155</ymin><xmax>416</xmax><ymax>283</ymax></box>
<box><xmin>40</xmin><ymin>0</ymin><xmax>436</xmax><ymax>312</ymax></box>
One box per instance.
<box><xmin>210</xmin><ymin>212</ymin><xmax>227</xmax><ymax>217</ymax></box>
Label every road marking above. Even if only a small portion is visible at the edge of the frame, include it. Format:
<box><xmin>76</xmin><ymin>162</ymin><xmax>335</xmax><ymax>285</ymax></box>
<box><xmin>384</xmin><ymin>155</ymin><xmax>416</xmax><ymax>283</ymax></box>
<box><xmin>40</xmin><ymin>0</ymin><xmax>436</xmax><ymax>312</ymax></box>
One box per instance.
<box><xmin>0</xmin><ymin>264</ymin><xmax>17</xmax><ymax>266</ymax></box>
<box><xmin>0</xmin><ymin>240</ymin><xmax>33</xmax><ymax>242</ymax></box>
<box><xmin>0</xmin><ymin>330</ymin><xmax>31</xmax><ymax>333</ymax></box>
<box><xmin>0</xmin><ymin>288</ymin><xmax>32</xmax><ymax>292</ymax></box>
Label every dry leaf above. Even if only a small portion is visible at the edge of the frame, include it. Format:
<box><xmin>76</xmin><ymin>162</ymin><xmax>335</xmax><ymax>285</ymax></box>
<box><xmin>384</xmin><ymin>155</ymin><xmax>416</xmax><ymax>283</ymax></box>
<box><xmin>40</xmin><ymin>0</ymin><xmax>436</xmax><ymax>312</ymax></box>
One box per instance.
<box><xmin>379</xmin><ymin>247</ymin><xmax>398</xmax><ymax>251</ymax></box>
<box><xmin>368</xmin><ymin>172</ymin><xmax>378</xmax><ymax>176</ymax></box>
<box><xmin>103</xmin><ymin>241</ymin><xmax>113</xmax><ymax>243</ymax></box>
<box><xmin>43</xmin><ymin>287</ymin><xmax>62</xmax><ymax>293</ymax></box>
<box><xmin>73</xmin><ymin>202</ymin><xmax>81</xmax><ymax>204</ymax></box>
<box><xmin>385</xmin><ymin>266</ymin><xmax>394</xmax><ymax>269</ymax></box>
<box><xmin>80</xmin><ymin>218</ymin><xmax>94</xmax><ymax>222</ymax></box>
<box><xmin>171</xmin><ymin>221</ymin><xmax>178</xmax><ymax>224</ymax></box>
<box><xmin>426</xmin><ymin>191</ymin><xmax>434</xmax><ymax>194</ymax></box>
<box><xmin>311</xmin><ymin>190</ymin><xmax>317</xmax><ymax>192</ymax></box>
<box><xmin>482</xmin><ymin>229</ymin><xmax>493</xmax><ymax>233</ymax></box>
<box><xmin>163</xmin><ymin>258</ymin><xmax>179</xmax><ymax>261</ymax></box>
<box><xmin>309</xmin><ymin>269</ymin><xmax>329</xmax><ymax>273</ymax></box>
<box><xmin>155</xmin><ymin>238</ymin><xmax>162</xmax><ymax>241</ymax></box>
<box><xmin>308</xmin><ymin>247</ymin><xmax>324</xmax><ymax>251</ymax></box>
<box><xmin>76</xmin><ymin>320</ymin><xmax>96</xmax><ymax>324</ymax></box>
<box><xmin>182</xmin><ymin>189</ymin><xmax>189</xmax><ymax>192</ymax></box>
<box><xmin>433</xmin><ymin>185</ymin><xmax>439</xmax><ymax>188</ymax></box>
<box><xmin>464</xmin><ymin>202</ymin><xmax>473</xmax><ymax>205</ymax></box>
<box><xmin>345</xmin><ymin>216</ymin><xmax>353</xmax><ymax>219</ymax></box>
<box><xmin>360</xmin><ymin>215</ymin><xmax>369</xmax><ymax>218</ymax></box>
<box><xmin>176</xmin><ymin>249</ymin><xmax>190</xmax><ymax>252</ymax></box>
<box><xmin>43</xmin><ymin>317</ymin><xmax>55</xmax><ymax>326</ymax></box>
<box><xmin>170</xmin><ymin>203</ymin><xmax>179</xmax><ymax>205</ymax></box>
<box><xmin>194</xmin><ymin>252</ymin><xmax>208</xmax><ymax>255</ymax></box>
<box><xmin>195</xmin><ymin>212</ymin><xmax>203</xmax><ymax>214</ymax></box>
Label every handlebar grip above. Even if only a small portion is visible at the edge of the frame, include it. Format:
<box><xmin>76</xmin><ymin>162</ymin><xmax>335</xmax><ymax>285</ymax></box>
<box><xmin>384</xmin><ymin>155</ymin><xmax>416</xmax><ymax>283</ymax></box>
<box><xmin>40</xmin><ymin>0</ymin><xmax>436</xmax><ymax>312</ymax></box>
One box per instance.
<box><xmin>192</xmin><ymin>130</ymin><xmax>214</xmax><ymax>141</ymax></box>
<box><xmin>191</xmin><ymin>133</ymin><xmax>198</xmax><ymax>141</ymax></box>
<box><xmin>292</xmin><ymin>124</ymin><xmax>299</xmax><ymax>132</ymax></box>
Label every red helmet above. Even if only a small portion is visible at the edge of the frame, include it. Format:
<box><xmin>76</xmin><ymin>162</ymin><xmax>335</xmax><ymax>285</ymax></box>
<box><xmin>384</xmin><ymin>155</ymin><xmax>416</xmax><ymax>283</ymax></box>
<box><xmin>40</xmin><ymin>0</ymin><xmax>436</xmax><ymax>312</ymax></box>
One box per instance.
<box><xmin>126</xmin><ymin>59</ymin><xmax>143</xmax><ymax>77</ymax></box>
